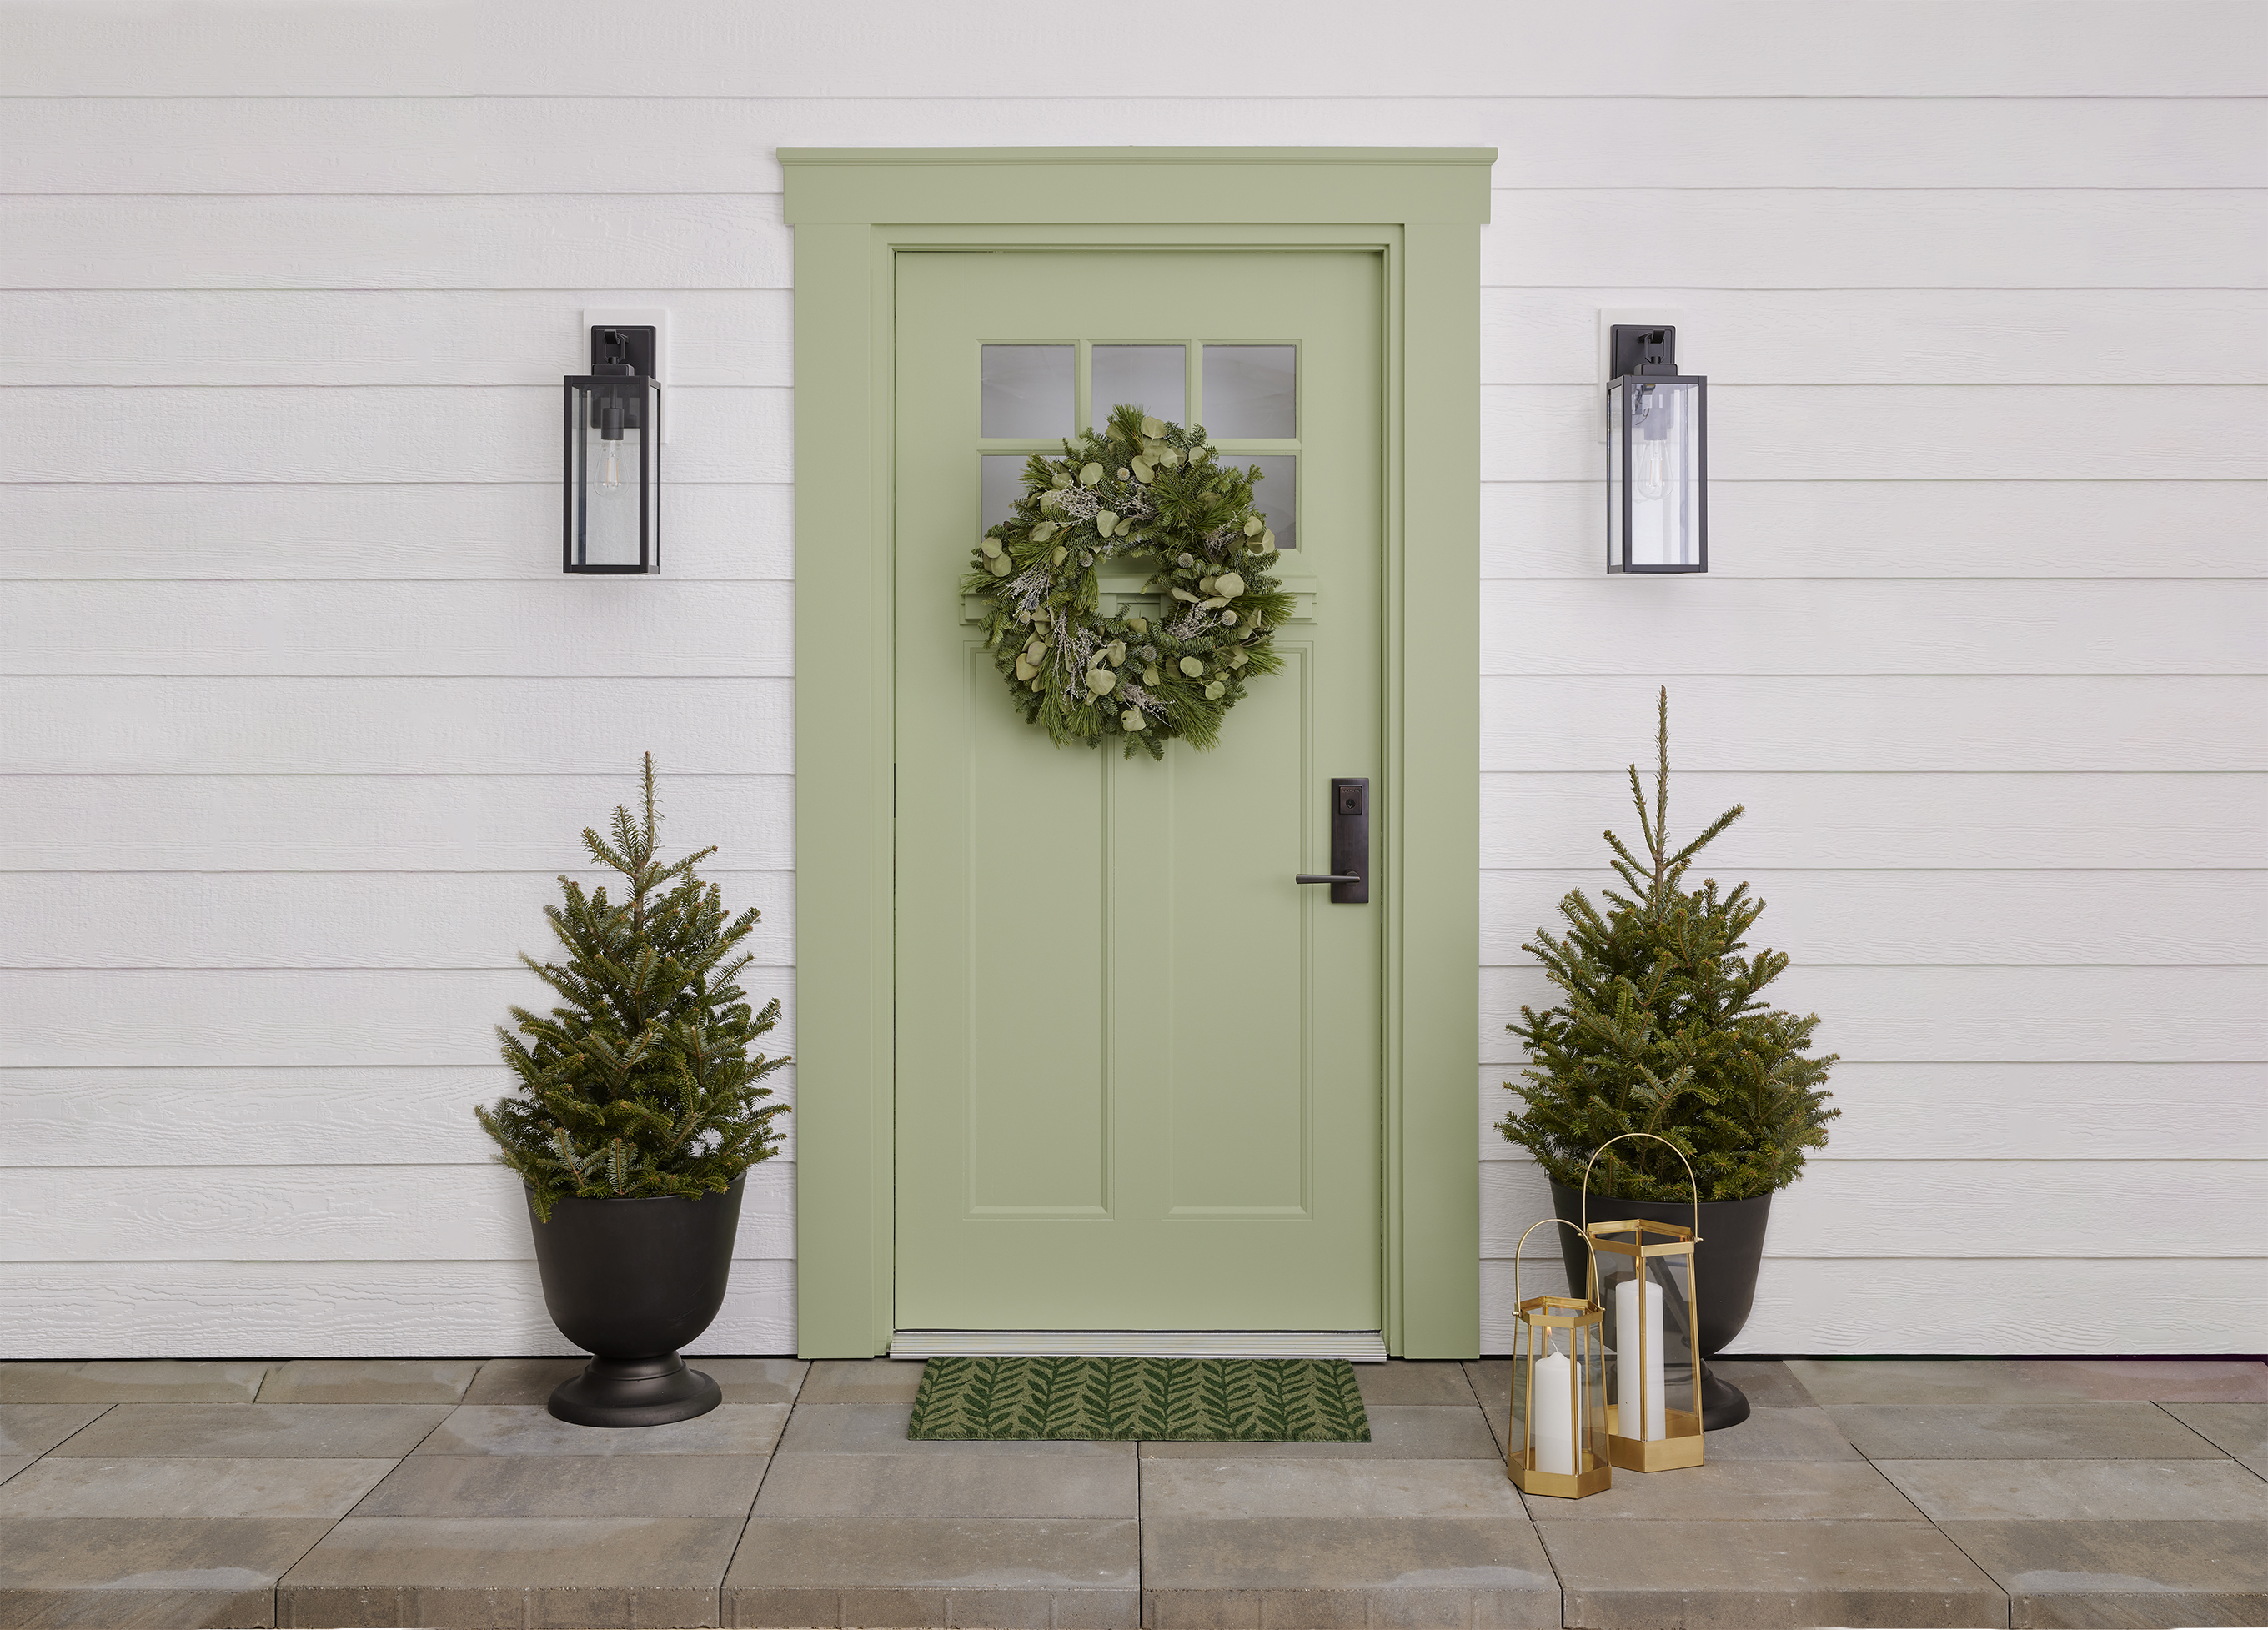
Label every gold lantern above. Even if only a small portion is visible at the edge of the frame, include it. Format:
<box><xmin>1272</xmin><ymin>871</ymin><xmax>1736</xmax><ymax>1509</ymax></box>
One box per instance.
<box><xmin>1506</xmin><ymin>1219</ymin><xmax>1611</xmax><ymax>1498</ymax></box>
<box><xmin>1583</xmin><ymin>1133</ymin><xmax>1705</xmax><ymax>1472</ymax></box>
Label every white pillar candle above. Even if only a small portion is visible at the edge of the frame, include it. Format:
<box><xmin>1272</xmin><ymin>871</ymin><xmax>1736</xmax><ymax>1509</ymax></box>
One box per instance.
<box><xmin>1614</xmin><ymin>1275</ymin><xmax>1667</xmax><ymax>1441</ymax></box>
<box><xmin>1530</xmin><ymin>1340</ymin><xmax>1582</xmax><ymax>1475</ymax></box>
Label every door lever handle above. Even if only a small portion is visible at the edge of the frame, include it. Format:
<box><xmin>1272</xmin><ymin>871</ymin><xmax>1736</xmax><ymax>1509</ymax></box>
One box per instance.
<box><xmin>1296</xmin><ymin>874</ymin><xmax>1361</xmax><ymax>885</ymax></box>
<box><xmin>1312</xmin><ymin>777</ymin><xmax>1371</xmax><ymax>904</ymax></box>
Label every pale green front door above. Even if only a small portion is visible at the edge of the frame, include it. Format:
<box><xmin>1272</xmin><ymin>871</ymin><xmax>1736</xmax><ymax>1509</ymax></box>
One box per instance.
<box><xmin>893</xmin><ymin>250</ymin><xmax>1383</xmax><ymax>1331</ymax></box>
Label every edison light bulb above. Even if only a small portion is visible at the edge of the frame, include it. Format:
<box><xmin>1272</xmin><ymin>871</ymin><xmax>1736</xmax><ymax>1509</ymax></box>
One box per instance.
<box><xmin>599</xmin><ymin>437</ymin><xmax>625</xmax><ymax>493</ymax></box>
<box><xmin>1630</xmin><ymin>386</ymin><xmax>1671</xmax><ymax>499</ymax></box>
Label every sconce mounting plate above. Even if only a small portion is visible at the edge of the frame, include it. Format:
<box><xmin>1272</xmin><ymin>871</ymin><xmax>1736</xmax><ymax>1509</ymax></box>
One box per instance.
<box><xmin>1608</xmin><ymin>324</ymin><xmax>1678</xmax><ymax>379</ymax></box>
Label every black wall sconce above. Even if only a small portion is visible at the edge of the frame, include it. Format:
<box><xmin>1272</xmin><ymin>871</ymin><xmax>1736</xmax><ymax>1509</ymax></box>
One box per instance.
<box><xmin>1606</xmin><ymin>325</ymin><xmax>1706</xmax><ymax>574</ymax></box>
<box><xmin>563</xmin><ymin>325</ymin><xmax>660</xmax><ymax>574</ymax></box>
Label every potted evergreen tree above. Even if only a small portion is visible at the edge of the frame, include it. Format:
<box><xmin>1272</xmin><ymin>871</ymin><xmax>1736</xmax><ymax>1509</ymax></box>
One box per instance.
<box><xmin>1498</xmin><ymin>690</ymin><xmax>1837</xmax><ymax>1428</ymax></box>
<box><xmin>479</xmin><ymin>755</ymin><xmax>789</xmax><ymax>1427</ymax></box>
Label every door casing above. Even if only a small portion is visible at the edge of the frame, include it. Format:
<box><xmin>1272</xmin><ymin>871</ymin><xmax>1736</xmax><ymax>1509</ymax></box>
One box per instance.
<box><xmin>784</xmin><ymin>148</ymin><xmax>1493</xmax><ymax>1358</ymax></box>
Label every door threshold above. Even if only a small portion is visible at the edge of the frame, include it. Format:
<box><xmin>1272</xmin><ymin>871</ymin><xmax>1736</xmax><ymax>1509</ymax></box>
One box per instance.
<box><xmin>890</xmin><ymin>1330</ymin><xmax>1388</xmax><ymax>1362</ymax></box>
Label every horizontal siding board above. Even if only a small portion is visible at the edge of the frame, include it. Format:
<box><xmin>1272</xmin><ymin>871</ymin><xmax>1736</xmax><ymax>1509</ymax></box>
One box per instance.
<box><xmin>1479</xmin><ymin>677</ymin><xmax>2268</xmax><ymax>773</ymax></box>
<box><xmin>1483</xmin><ymin>384</ymin><xmax>2262</xmax><ymax>483</ymax></box>
<box><xmin>1483</xmin><ymin>481</ymin><xmax>2268</xmax><ymax>581</ymax></box>
<box><xmin>0</xmin><ymin>969</ymin><xmax>796</xmax><ymax>1067</ymax></box>
<box><xmin>0</xmin><ymin>871</ymin><xmax>798</xmax><ymax>970</ymax></box>
<box><xmin>2</xmin><ymin>482</ymin><xmax>794</xmax><ymax>581</ymax></box>
<box><xmin>1481</xmin><ymin>773</ymin><xmax>2268</xmax><ymax>870</ymax></box>
<box><xmin>8</xmin><ymin>385</ymin><xmax>789</xmax><ymax>484</ymax></box>
<box><xmin>1479</xmin><ymin>579</ymin><xmax>2263</xmax><ymax>676</ymax></box>
<box><xmin>1480</xmin><ymin>1063</ymin><xmax>2268</xmax><ymax>1163</ymax></box>
<box><xmin>0</xmin><ymin>775</ymin><xmax>795</xmax><ymax>871</ymax></box>
<box><xmin>1</xmin><ymin>581</ymin><xmax>794</xmax><ymax>678</ymax></box>
<box><xmin>1478</xmin><ymin>1156</ymin><xmax>2264</xmax><ymax>1259</ymax></box>
<box><xmin>3</xmin><ymin>194</ymin><xmax>791</xmax><ymax>290</ymax></box>
<box><xmin>0</xmin><ymin>289</ymin><xmax>795</xmax><ymax>389</ymax></box>
<box><xmin>5</xmin><ymin>2</ymin><xmax>2258</xmax><ymax>97</ymax></box>
<box><xmin>1480</xmin><ymin>965</ymin><xmax>2268</xmax><ymax>1063</ymax></box>
<box><xmin>0</xmin><ymin>677</ymin><xmax>794</xmax><ymax>774</ymax></box>
<box><xmin>1480</xmin><ymin>870</ymin><xmax>2268</xmax><ymax>966</ymax></box>
<box><xmin>0</xmin><ymin>1259</ymin><xmax>795</xmax><ymax>1360</ymax></box>
<box><xmin>1480</xmin><ymin>1258</ymin><xmax>2268</xmax><ymax>1356</ymax></box>
<box><xmin>0</xmin><ymin>1161</ymin><xmax>795</xmax><ymax>1264</ymax></box>
<box><xmin>0</xmin><ymin>1067</ymin><xmax>796</xmax><ymax>1166</ymax></box>
<box><xmin>8</xmin><ymin>98</ymin><xmax>2261</xmax><ymax>195</ymax></box>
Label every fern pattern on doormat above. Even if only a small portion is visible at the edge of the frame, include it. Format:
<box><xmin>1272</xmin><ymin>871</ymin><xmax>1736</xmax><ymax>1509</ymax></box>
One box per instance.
<box><xmin>906</xmin><ymin>1356</ymin><xmax>1370</xmax><ymax>1441</ymax></box>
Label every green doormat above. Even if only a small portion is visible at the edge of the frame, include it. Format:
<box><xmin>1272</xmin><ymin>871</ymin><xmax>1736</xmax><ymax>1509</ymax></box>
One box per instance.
<box><xmin>906</xmin><ymin>1355</ymin><xmax>1371</xmax><ymax>1442</ymax></box>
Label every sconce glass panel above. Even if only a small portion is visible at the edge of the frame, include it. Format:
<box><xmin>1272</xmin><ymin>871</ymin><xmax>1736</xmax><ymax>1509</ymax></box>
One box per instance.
<box><xmin>563</xmin><ymin>374</ymin><xmax>660</xmax><ymax>574</ymax></box>
<box><xmin>1607</xmin><ymin>376</ymin><xmax>1706</xmax><ymax>574</ymax></box>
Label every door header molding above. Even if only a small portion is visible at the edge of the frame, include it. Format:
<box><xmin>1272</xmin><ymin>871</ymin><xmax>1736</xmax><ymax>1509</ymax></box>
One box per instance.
<box><xmin>785</xmin><ymin>148</ymin><xmax>1488</xmax><ymax>1359</ymax></box>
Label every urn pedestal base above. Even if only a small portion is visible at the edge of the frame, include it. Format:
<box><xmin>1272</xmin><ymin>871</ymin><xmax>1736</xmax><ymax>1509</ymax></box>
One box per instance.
<box><xmin>547</xmin><ymin>1353</ymin><xmax>721</xmax><ymax>1427</ymax></box>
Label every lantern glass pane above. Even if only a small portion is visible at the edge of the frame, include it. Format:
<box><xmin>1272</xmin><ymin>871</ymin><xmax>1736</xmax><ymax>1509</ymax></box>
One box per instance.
<box><xmin>568</xmin><ymin>379</ymin><xmax>653</xmax><ymax>572</ymax></box>
<box><xmin>1600</xmin><ymin>1246</ymin><xmax>1695</xmax><ymax>1442</ymax></box>
<box><xmin>1617</xmin><ymin>379</ymin><xmax>1702</xmax><ymax>570</ymax></box>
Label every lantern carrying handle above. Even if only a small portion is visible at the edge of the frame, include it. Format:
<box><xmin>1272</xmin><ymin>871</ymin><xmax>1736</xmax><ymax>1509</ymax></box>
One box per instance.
<box><xmin>1580</xmin><ymin>1131</ymin><xmax>1701</xmax><ymax>1246</ymax></box>
<box><xmin>1513</xmin><ymin>1217</ymin><xmax>1603</xmax><ymax>1315</ymax></box>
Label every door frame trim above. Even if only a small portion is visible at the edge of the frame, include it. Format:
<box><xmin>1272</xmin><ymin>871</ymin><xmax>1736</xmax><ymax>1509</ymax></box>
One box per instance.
<box><xmin>784</xmin><ymin>148</ymin><xmax>1493</xmax><ymax>1358</ymax></box>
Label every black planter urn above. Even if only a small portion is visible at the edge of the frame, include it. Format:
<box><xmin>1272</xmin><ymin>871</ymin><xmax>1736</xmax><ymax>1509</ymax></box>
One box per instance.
<box><xmin>1548</xmin><ymin>1177</ymin><xmax>1773</xmax><ymax>1432</ymax></box>
<box><xmin>525</xmin><ymin>1174</ymin><xmax>745</xmax><ymax>1427</ymax></box>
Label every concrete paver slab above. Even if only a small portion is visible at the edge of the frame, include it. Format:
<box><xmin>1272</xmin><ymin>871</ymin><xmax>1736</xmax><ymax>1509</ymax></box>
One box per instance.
<box><xmin>1707</xmin><ymin>1360</ymin><xmax>1819</xmax><ymax>1409</ymax></box>
<box><xmin>1830</xmin><ymin>1401</ymin><xmax>2228</xmax><ymax>1460</ymax></box>
<box><xmin>1141</xmin><ymin>1457</ymin><xmax>1526</xmax><ymax>1519</ymax></box>
<box><xmin>1464</xmin><ymin>1360</ymin><xmax>1514</xmax><ymax>1455</ymax></box>
<box><xmin>51</xmin><ymin>1403</ymin><xmax>449</xmax><ymax>1460</ymax></box>
<box><xmin>354</xmin><ymin>1452</ymin><xmax>769</xmax><ymax>1517</ymax></box>
<box><xmin>0</xmin><ymin>1402</ymin><xmax>108</xmax><ymax>1457</ymax></box>
<box><xmin>0</xmin><ymin>1458</ymin><xmax>28</xmax><ymax>1488</ymax></box>
<box><xmin>1524</xmin><ymin>1459</ymin><xmax>1925</xmax><ymax>1522</ymax></box>
<box><xmin>412</xmin><ymin>1402</ymin><xmax>786</xmax><ymax>1457</ymax></box>
<box><xmin>1876</xmin><ymin>1457</ymin><xmax>2268</xmax><ymax>1522</ymax></box>
<box><xmin>1939</xmin><ymin>1519</ymin><xmax>2268</xmax><ymax>1629</ymax></box>
<box><xmin>278</xmin><ymin>1515</ymin><xmax>743</xmax><ymax>1628</ymax></box>
<box><xmin>723</xmin><ymin>1517</ymin><xmax>1138</xmax><ymax>1629</ymax></box>
<box><xmin>777</xmin><ymin>1401</ymin><xmax>1132</xmax><ymax>1456</ymax></box>
<box><xmin>2165</xmin><ymin>1402</ymin><xmax>2268</xmax><ymax>1474</ymax></box>
<box><xmin>1140</xmin><ymin>1514</ymin><xmax>1558</xmax><ymax>1628</ymax></box>
<box><xmin>0</xmin><ymin>1457</ymin><xmax>394</xmax><ymax>1518</ymax></box>
<box><xmin>257</xmin><ymin>1361</ymin><xmax>482</xmax><ymax>1405</ymax></box>
<box><xmin>1538</xmin><ymin>1518</ymin><xmax>2006</xmax><ymax>1628</ymax></box>
<box><xmin>1791</xmin><ymin>1357</ymin><xmax>2268</xmax><ymax>1405</ymax></box>
<box><xmin>458</xmin><ymin>1358</ymin><xmax>585</xmax><ymax>1405</ymax></box>
<box><xmin>0</xmin><ymin>1516</ymin><xmax>334</xmax><ymax>1628</ymax></box>
<box><xmin>0</xmin><ymin>1361</ymin><xmax>269</xmax><ymax>1404</ymax></box>
<box><xmin>1352</xmin><ymin>1360</ymin><xmax>1478</xmax><ymax>1407</ymax></box>
<box><xmin>1137</xmin><ymin>1404</ymin><xmax>1498</xmax><ymax>1459</ymax></box>
<box><xmin>795</xmin><ymin>1358</ymin><xmax>926</xmax><ymax>1404</ymax></box>
<box><xmin>697</xmin><ymin>1358</ymin><xmax>810</xmax><ymax>1404</ymax></box>
<box><xmin>1698</xmin><ymin>1405</ymin><xmax>1864</xmax><ymax>1462</ymax></box>
<box><xmin>754</xmin><ymin>1451</ymin><xmax>1137</xmax><ymax>1518</ymax></box>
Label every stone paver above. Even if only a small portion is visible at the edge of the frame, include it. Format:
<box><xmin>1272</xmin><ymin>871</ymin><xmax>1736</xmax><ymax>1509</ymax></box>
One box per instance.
<box><xmin>1523</xmin><ymin>1459</ymin><xmax>1926</xmax><ymax>1522</ymax></box>
<box><xmin>724</xmin><ymin>1517</ymin><xmax>1138</xmax><ymax>1629</ymax></box>
<box><xmin>354</xmin><ymin>1453</ymin><xmax>769</xmax><ymax>1518</ymax></box>
<box><xmin>0</xmin><ymin>1456</ymin><xmax>394</xmax><ymax>1518</ymax></box>
<box><xmin>2166</xmin><ymin>1402</ymin><xmax>2268</xmax><ymax>1474</ymax></box>
<box><xmin>1829</xmin><ymin>1400</ymin><xmax>2227</xmax><ymax>1460</ymax></box>
<box><xmin>778</xmin><ymin>1399</ymin><xmax>1132</xmax><ymax>1455</ymax></box>
<box><xmin>795</xmin><ymin>1357</ymin><xmax>926</xmax><ymax>1404</ymax></box>
<box><xmin>1137</xmin><ymin>1402</ymin><xmax>1500</xmax><ymax>1459</ymax></box>
<box><xmin>0</xmin><ymin>1402</ymin><xmax>108</xmax><ymax>1456</ymax></box>
<box><xmin>459</xmin><ymin>1357</ymin><xmax>807</xmax><ymax>1407</ymax></box>
<box><xmin>1790</xmin><ymin>1357</ymin><xmax>2268</xmax><ymax>1405</ymax></box>
<box><xmin>410</xmin><ymin>1402</ymin><xmax>786</xmax><ymax>1457</ymax></box>
<box><xmin>0</xmin><ymin>1516</ymin><xmax>334</xmax><ymax>1627</ymax></box>
<box><xmin>0</xmin><ymin>1457</ymin><xmax>28</xmax><ymax>1487</ymax></box>
<box><xmin>1707</xmin><ymin>1359</ymin><xmax>1819</xmax><ymax>1409</ymax></box>
<box><xmin>52</xmin><ymin>1403</ymin><xmax>449</xmax><ymax>1459</ymax></box>
<box><xmin>0</xmin><ymin>1360</ymin><xmax>270</xmax><ymax>1403</ymax></box>
<box><xmin>1940</xmin><ymin>1519</ymin><xmax>2268</xmax><ymax>1629</ymax></box>
<box><xmin>1143</xmin><ymin>1457</ymin><xmax>1525</xmax><ymax>1519</ymax></box>
<box><xmin>1697</xmin><ymin>1404</ymin><xmax>1865</xmax><ymax>1461</ymax></box>
<box><xmin>755</xmin><ymin>1451</ymin><xmax>1137</xmax><ymax>1517</ymax></box>
<box><xmin>1539</xmin><ymin>1518</ymin><xmax>2008</xmax><ymax>1628</ymax></box>
<box><xmin>1877</xmin><ymin>1457</ymin><xmax>2268</xmax><ymax>1522</ymax></box>
<box><xmin>278</xmin><ymin>1516</ymin><xmax>742</xmax><ymax>1629</ymax></box>
<box><xmin>258</xmin><ymin>1360</ymin><xmax>483</xmax><ymax>1405</ymax></box>
<box><xmin>1141</xmin><ymin>1515</ymin><xmax>1559</xmax><ymax>1629</ymax></box>
<box><xmin>1352</xmin><ymin>1358</ymin><xmax>1478</xmax><ymax>1407</ymax></box>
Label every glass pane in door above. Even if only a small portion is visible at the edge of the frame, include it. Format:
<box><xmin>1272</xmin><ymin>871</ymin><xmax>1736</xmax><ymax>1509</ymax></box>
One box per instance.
<box><xmin>981</xmin><ymin>455</ymin><xmax>1028</xmax><ymax>534</ymax></box>
<box><xmin>1202</xmin><ymin>345</ymin><xmax>1296</xmax><ymax>438</ymax></box>
<box><xmin>1247</xmin><ymin>454</ymin><xmax>1297</xmax><ymax>549</ymax></box>
<box><xmin>982</xmin><ymin>344</ymin><xmax>1073</xmax><ymax>439</ymax></box>
<box><xmin>1091</xmin><ymin>344</ymin><xmax>1185</xmax><ymax>427</ymax></box>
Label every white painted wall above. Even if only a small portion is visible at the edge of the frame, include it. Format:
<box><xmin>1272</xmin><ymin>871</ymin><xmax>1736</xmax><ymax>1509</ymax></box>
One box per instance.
<box><xmin>3</xmin><ymin>0</ymin><xmax>2261</xmax><ymax>1358</ymax></box>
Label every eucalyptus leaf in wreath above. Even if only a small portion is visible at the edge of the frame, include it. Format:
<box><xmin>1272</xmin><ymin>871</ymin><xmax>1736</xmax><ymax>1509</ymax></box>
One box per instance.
<box><xmin>961</xmin><ymin>404</ymin><xmax>1292</xmax><ymax>759</ymax></box>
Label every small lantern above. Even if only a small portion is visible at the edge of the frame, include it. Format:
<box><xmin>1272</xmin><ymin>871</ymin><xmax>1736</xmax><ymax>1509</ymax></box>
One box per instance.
<box><xmin>1606</xmin><ymin>324</ymin><xmax>1705</xmax><ymax>574</ymax></box>
<box><xmin>1583</xmin><ymin>1133</ymin><xmax>1706</xmax><ymax>1472</ymax></box>
<box><xmin>1506</xmin><ymin>1219</ymin><xmax>1611</xmax><ymax>1498</ymax></box>
<box><xmin>563</xmin><ymin>325</ymin><xmax>660</xmax><ymax>574</ymax></box>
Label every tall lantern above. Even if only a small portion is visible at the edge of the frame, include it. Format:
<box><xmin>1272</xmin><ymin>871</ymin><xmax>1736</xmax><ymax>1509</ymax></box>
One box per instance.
<box><xmin>1506</xmin><ymin>1219</ymin><xmax>1610</xmax><ymax>1498</ymax></box>
<box><xmin>1606</xmin><ymin>323</ymin><xmax>1706</xmax><ymax>574</ymax></box>
<box><xmin>1583</xmin><ymin>1134</ymin><xmax>1705</xmax><ymax>1472</ymax></box>
<box><xmin>563</xmin><ymin>324</ymin><xmax>661</xmax><ymax>575</ymax></box>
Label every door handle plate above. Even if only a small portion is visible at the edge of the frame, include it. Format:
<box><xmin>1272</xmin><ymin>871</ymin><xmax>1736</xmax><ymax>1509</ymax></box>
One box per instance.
<box><xmin>1323</xmin><ymin>777</ymin><xmax>1368</xmax><ymax>905</ymax></box>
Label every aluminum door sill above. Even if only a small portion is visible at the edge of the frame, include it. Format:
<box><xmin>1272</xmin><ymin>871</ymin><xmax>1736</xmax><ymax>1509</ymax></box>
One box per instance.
<box><xmin>889</xmin><ymin>1329</ymin><xmax>1388</xmax><ymax>1361</ymax></box>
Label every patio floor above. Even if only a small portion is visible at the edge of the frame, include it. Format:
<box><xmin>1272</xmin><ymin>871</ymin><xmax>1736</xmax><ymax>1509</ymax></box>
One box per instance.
<box><xmin>1</xmin><ymin>1356</ymin><xmax>2264</xmax><ymax>1628</ymax></box>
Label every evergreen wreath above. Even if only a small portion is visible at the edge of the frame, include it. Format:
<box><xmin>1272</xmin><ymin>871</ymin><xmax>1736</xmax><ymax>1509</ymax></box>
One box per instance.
<box><xmin>963</xmin><ymin>404</ymin><xmax>1294</xmax><ymax>759</ymax></box>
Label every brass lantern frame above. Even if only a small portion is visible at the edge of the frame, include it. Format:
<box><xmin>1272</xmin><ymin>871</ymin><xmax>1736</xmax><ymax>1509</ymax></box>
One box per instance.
<box><xmin>1507</xmin><ymin>1218</ymin><xmax>1611</xmax><ymax>1498</ymax></box>
<box><xmin>1583</xmin><ymin>1132</ymin><xmax>1706</xmax><ymax>1472</ymax></box>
